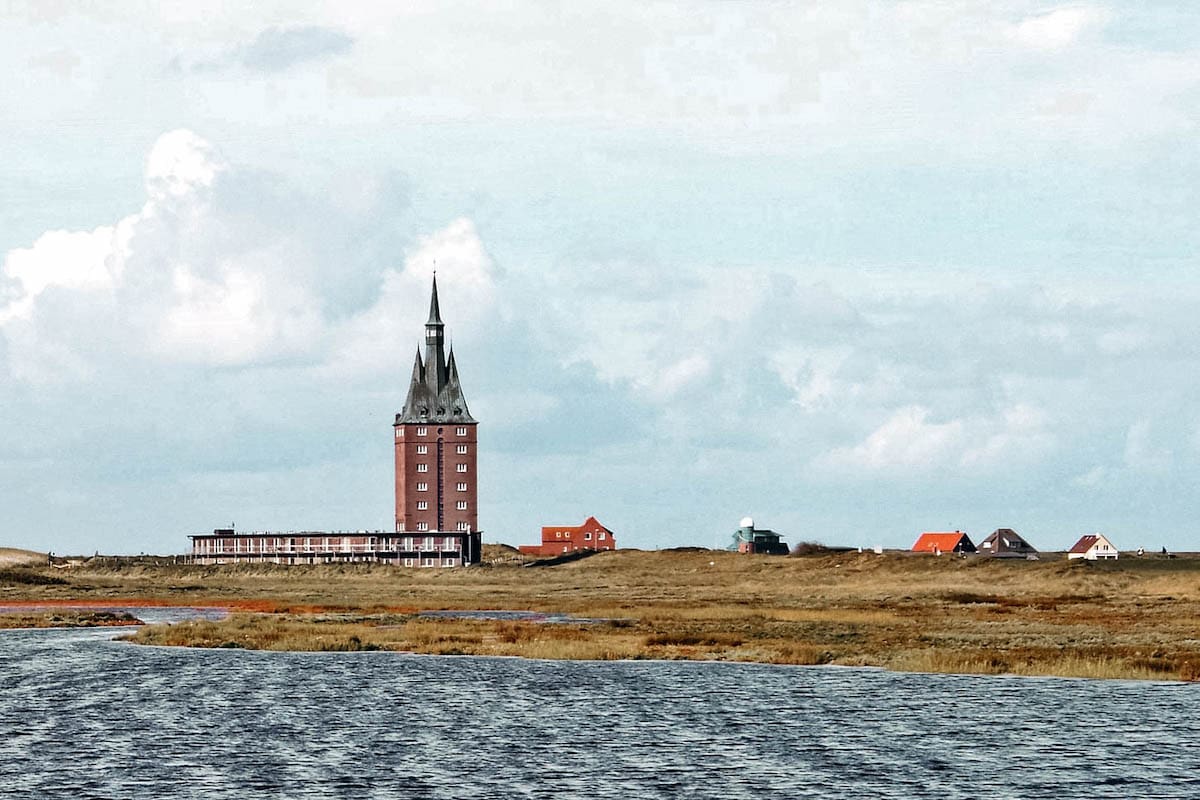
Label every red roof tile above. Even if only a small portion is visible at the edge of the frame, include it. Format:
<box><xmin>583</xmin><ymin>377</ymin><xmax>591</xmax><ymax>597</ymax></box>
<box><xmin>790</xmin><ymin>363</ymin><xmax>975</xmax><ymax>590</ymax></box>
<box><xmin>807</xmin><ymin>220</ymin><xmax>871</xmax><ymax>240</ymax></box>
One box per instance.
<box><xmin>912</xmin><ymin>531</ymin><xmax>972</xmax><ymax>553</ymax></box>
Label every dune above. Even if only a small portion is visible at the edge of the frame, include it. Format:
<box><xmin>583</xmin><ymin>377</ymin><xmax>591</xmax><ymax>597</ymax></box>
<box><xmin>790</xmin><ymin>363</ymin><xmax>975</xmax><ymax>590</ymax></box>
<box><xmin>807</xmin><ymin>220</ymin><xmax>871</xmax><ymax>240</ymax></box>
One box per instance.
<box><xmin>0</xmin><ymin>548</ymin><xmax>46</xmax><ymax>567</ymax></box>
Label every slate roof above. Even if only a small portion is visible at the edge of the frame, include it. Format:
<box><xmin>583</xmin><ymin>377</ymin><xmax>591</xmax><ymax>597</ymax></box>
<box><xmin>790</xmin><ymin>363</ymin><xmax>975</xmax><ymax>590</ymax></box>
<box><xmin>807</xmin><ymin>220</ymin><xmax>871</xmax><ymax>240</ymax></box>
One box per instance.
<box><xmin>396</xmin><ymin>277</ymin><xmax>476</xmax><ymax>425</ymax></box>
<box><xmin>979</xmin><ymin>528</ymin><xmax>1038</xmax><ymax>555</ymax></box>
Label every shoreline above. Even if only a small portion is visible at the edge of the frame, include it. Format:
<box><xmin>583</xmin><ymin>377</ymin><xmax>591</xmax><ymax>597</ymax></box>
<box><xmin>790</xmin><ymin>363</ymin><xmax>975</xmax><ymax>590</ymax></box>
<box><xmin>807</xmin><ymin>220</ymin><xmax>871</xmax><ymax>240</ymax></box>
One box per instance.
<box><xmin>3</xmin><ymin>548</ymin><xmax>1200</xmax><ymax>681</ymax></box>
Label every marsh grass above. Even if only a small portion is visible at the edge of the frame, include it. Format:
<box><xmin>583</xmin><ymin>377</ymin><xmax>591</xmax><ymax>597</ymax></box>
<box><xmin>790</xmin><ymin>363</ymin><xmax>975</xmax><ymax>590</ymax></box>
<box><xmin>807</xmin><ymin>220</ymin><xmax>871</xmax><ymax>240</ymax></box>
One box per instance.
<box><xmin>13</xmin><ymin>548</ymin><xmax>1200</xmax><ymax>681</ymax></box>
<box><xmin>0</xmin><ymin>610</ymin><xmax>140</xmax><ymax>629</ymax></box>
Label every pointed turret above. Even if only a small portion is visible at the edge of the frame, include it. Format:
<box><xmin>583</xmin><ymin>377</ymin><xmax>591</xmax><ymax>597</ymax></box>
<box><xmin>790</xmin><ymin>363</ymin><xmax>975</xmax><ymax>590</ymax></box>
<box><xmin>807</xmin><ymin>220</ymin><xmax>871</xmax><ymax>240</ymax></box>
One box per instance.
<box><xmin>399</xmin><ymin>347</ymin><xmax>435</xmax><ymax>423</ymax></box>
<box><xmin>409</xmin><ymin>347</ymin><xmax>424</xmax><ymax>384</ymax></box>
<box><xmin>438</xmin><ymin>348</ymin><xmax>473</xmax><ymax>421</ymax></box>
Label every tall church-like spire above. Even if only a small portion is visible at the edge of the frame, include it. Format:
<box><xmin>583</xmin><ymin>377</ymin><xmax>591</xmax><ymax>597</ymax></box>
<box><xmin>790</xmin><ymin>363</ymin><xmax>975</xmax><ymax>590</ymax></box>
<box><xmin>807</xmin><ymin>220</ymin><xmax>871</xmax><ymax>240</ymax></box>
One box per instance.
<box><xmin>397</xmin><ymin>276</ymin><xmax>475</xmax><ymax>424</ymax></box>
<box><xmin>427</xmin><ymin>272</ymin><xmax>443</xmax><ymax>325</ymax></box>
<box><xmin>423</xmin><ymin>275</ymin><xmax>448</xmax><ymax>393</ymax></box>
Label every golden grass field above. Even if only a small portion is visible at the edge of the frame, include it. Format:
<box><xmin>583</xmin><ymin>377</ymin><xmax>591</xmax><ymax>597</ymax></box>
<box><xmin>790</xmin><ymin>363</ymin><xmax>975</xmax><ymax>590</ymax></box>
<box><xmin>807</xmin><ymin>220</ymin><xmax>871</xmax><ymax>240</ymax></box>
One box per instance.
<box><xmin>4</xmin><ymin>546</ymin><xmax>1200</xmax><ymax>681</ymax></box>
<box><xmin>0</xmin><ymin>547</ymin><xmax>45</xmax><ymax>568</ymax></box>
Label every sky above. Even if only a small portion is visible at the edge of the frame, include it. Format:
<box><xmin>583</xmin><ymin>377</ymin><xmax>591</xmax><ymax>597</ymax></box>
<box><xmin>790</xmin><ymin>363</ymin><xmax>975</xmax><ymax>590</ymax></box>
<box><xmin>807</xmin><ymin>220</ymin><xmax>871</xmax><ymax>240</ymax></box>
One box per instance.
<box><xmin>2</xmin><ymin>2</ymin><xmax>1200</xmax><ymax>555</ymax></box>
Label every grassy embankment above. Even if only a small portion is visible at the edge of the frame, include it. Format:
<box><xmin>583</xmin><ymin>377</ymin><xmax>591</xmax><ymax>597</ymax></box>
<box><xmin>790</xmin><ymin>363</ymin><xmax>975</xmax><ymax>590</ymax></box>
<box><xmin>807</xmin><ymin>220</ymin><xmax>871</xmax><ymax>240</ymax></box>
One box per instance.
<box><xmin>4</xmin><ymin>546</ymin><xmax>1200</xmax><ymax>680</ymax></box>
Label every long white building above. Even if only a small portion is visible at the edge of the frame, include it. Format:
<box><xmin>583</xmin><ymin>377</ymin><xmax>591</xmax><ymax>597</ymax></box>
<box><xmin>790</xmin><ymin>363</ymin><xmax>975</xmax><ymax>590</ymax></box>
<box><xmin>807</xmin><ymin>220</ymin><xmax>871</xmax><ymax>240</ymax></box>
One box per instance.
<box><xmin>189</xmin><ymin>529</ymin><xmax>475</xmax><ymax>567</ymax></box>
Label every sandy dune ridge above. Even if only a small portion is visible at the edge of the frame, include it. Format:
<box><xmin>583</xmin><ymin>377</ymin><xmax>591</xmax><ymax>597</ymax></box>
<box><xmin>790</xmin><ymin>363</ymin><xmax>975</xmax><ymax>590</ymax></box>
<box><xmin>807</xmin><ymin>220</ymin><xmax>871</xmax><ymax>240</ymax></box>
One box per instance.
<box><xmin>0</xmin><ymin>548</ymin><xmax>46</xmax><ymax>567</ymax></box>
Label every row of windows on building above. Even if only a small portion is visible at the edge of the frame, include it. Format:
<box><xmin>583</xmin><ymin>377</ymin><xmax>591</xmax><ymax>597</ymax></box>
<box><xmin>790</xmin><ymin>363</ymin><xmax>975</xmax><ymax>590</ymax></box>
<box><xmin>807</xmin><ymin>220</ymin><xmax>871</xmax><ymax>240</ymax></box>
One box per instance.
<box><xmin>414</xmin><ymin>463</ymin><xmax>469</xmax><ymax>473</ymax></box>
<box><xmin>198</xmin><ymin>536</ymin><xmax>465</xmax><ymax>552</ymax></box>
<box><xmin>397</xmin><ymin>521</ymin><xmax>472</xmax><ymax>532</ymax></box>
<box><xmin>414</xmin><ymin>501</ymin><xmax>469</xmax><ymax>510</ymax></box>
<box><xmin>553</xmin><ymin>530</ymin><xmax>608</xmax><ymax>541</ymax></box>
<box><xmin>396</xmin><ymin>427</ymin><xmax>470</xmax><ymax>438</ymax></box>
<box><xmin>411</xmin><ymin>444</ymin><xmax>470</xmax><ymax>454</ymax></box>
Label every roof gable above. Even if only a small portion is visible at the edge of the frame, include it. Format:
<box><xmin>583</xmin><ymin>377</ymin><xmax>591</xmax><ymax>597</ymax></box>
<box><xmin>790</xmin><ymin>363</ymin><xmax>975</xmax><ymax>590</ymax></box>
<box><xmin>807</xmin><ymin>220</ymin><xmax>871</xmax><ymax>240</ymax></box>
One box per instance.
<box><xmin>1069</xmin><ymin>534</ymin><xmax>1114</xmax><ymax>554</ymax></box>
<box><xmin>979</xmin><ymin>528</ymin><xmax>1037</xmax><ymax>553</ymax></box>
<box><xmin>540</xmin><ymin>517</ymin><xmax>614</xmax><ymax>539</ymax></box>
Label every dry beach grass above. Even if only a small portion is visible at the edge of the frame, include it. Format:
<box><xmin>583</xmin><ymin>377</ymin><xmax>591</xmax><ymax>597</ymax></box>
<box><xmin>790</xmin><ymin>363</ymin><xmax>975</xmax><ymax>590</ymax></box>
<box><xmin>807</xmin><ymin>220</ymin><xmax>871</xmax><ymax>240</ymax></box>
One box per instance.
<box><xmin>0</xmin><ymin>548</ymin><xmax>45</xmax><ymax>568</ymax></box>
<box><xmin>4</xmin><ymin>547</ymin><xmax>1200</xmax><ymax>680</ymax></box>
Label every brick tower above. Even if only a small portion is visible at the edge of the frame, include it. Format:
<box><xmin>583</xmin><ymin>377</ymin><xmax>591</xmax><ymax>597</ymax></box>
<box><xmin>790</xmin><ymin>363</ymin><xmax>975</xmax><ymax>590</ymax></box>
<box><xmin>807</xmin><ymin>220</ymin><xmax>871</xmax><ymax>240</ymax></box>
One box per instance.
<box><xmin>394</xmin><ymin>276</ymin><xmax>481</xmax><ymax>565</ymax></box>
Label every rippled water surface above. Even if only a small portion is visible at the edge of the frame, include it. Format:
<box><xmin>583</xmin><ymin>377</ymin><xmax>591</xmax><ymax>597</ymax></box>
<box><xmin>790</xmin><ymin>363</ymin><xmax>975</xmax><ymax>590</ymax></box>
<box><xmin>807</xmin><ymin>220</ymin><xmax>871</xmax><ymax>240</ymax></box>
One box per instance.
<box><xmin>2</xmin><ymin>613</ymin><xmax>1199</xmax><ymax>799</ymax></box>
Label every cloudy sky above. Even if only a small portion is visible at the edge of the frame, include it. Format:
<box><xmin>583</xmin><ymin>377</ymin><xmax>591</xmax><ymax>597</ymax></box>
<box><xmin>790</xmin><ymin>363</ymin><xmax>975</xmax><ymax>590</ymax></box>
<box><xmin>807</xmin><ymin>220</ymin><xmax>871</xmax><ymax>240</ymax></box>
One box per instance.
<box><xmin>3</xmin><ymin>2</ymin><xmax>1199</xmax><ymax>554</ymax></box>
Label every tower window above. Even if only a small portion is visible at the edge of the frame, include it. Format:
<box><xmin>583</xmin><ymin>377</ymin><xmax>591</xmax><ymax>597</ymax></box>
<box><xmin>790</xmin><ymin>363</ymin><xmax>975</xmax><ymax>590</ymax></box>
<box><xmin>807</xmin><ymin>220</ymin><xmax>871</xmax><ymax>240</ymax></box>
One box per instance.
<box><xmin>456</xmin><ymin>444</ymin><xmax>468</xmax><ymax>454</ymax></box>
<box><xmin>416</xmin><ymin>445</ymin><xmax>428</xmax><ymax>454</ymax></box>
<box><xmin>395</xmin><ymin>428</ymin><xmax>403</xmax><ymax>438</ymax></box>
<box><xmin>417</xmin><ymin>463</ymin><xmax>428</xmax><ymax>473</ymax></box>
<box><xmin>417</xmin><ymin>482</ymin><xmax>428</xmax><ymax>491</ymax></box>
<box><xmin>456</xmin><ymin>501</ymin><xmax>467</xmax><ymax>510</ymax></box>
<box><xmin>456</xmin><ymin>522</ymin><xmax>469</xmax><ymax>531</ymax></box>
<box><xmin>456</xmin><ymin>464</ymin><xmax>467</xmax><ymax>473</ymax></box>
<box><xmin>456</xmin><ymin>482</ymin><xmax>467</xmax><ymax>491</ymax></box>
<box><xmin>457</xmin><ymin>427</ymin><xmax>467</xmax><ymax>436</ymax></box>
<box><xmin>417</xmin><ymin>427</ymin><xmax>428</xmax><ymax>436</ymax></box>
<box><xmin>416</xmin><ymin>522</ymin><xmax>429</xmax><ymax>532</ymax></box>
<box><xmin>417</xmin><ymin>501</ymin><xmax>428</xmax><ymax>510</ymax></box>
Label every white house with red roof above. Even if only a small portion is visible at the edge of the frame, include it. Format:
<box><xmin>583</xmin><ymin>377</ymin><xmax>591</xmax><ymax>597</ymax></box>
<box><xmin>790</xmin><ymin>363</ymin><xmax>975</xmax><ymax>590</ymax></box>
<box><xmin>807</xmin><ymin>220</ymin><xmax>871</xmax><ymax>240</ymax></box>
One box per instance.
<box><xmin>1067</xmin><ymin>533</ymin><xmax>1119</xmax><ymax>560</ymax></box>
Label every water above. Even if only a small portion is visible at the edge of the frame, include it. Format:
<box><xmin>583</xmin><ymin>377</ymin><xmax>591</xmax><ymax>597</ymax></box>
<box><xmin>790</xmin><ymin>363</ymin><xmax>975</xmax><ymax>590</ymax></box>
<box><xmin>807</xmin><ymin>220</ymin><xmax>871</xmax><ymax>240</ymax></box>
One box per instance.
<box><xmin>2</xmin><ymin>613</ymin><xmax>1199</xmax><ymax>799</ymax></box>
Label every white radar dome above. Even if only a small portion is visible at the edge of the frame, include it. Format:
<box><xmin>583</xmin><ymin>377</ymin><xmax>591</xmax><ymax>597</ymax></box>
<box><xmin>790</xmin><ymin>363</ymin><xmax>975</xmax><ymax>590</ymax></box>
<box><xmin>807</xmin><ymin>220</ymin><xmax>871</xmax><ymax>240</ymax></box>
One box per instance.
<box><xmin>739</xmin><ymin>516</ymin><xmax>754</xmax><ymax>529</ymax></box>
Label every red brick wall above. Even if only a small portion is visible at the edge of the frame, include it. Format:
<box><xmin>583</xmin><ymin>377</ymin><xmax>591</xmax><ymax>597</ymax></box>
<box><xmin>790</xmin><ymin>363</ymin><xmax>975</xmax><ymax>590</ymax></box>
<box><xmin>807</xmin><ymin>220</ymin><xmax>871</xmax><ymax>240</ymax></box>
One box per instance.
<box><xmin>519</xmin><ymin>517</ymin><xmax>615</xmax><ymax>556</ymax></box>
<box><xmin>395</xmin><ymin>422</ymin><xmax>478</xmax><ymax>534</ymax></box>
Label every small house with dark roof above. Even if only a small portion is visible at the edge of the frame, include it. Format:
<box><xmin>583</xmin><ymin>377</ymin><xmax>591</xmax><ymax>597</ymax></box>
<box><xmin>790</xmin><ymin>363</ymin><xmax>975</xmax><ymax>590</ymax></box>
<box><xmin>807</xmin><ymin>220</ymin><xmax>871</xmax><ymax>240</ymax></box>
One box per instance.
<box><xmin>912</xmin><ymin>531</ymin><xmax>976</xmax><ymax>555</ymax></box>
<box><xmin>1067</xmin><ymin>533</ymin><xmax>1118</xmax><ymax>561</ymax></box>
<box><xmin>730</xmin><ymin>518</ymin><xmax>789</xmax><ymax>555</ymax></box>
<box><xmin>978</xmin><ymin>528</ymin><xmax>1038</xmax><ymax>559</ymax></box>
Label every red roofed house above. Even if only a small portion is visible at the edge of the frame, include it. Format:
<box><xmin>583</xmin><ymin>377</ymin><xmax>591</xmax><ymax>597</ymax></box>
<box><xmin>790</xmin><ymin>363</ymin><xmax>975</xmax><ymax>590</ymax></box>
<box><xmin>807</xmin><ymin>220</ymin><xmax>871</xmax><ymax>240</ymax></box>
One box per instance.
<box><xmin>1067</xmin><ymin>533</ymin><xmax>1118</xmax><ymax>561</ymax></box>
<box><xmin>519</xmin><ymin>516</ymin><xmax>616</xmax><ymax>557</ymax></box>
<box><xmin>912</xmin><ymin>531</ymin><xmax>976</xmax><ymax>555</ymax></box>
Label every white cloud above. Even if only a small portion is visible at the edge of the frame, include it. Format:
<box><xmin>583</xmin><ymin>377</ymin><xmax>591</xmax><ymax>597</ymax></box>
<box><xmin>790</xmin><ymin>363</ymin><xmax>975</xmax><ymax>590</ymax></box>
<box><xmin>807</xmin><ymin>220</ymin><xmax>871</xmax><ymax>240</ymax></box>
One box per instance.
<box><xmin>0</xmin><ymin>225</ymin><xmax>122</xmax><ymax>322</ymax></box>
<box><xmin>1012</xmin><ymin>7</ymin><xmax>1106</xmax><ymax>50</ymax></box>
<box><xmin>818</xmin><ymin>406</ymin><xmax>965</xmax><ymax>473</ymax></box>
<box><xmin>0</xmin><ymin>130</ymin><xmax>327</xmax><ymax>371</ymax></box>
<box><xmin>0</xmin><ymin>130</ymin><xmax>497</xmax><ymax>379</ymax></box>
<box><xmin>26</xmin><ymin>48</ymin><xmax>80</xmax><ymax>78</ymax></box>
<box><xmin>818</xmin><ymin>402</ymin><xmax>1056</xmax><ymax>475</ymax></box>
<box><xmin>1096</xmin><ymin>326</ymin><xmax>1151</xmax><ymax>356</ymax></box>
<box><xmin>770</xmin><ymin>346</ymin><xmax>854</xmax><ymax>412</ymax></box>
<box><xmin>1072</xmin><ymin>464</ymin><xmax>1109</xmax><ymax>489</ymax></box>
<box><xmin>644</xmin><ymin>353</ymin><xmax>710</xmax><ymax>400</ymax></box>
<box><xmin>144</xmin><ymin>129</ymin><xmax>226</xmax><ymax>202</ymax></box>
<box><xmin>1124</xmin><ymin>419</ymin><xmax>1172</xmax><ymax>473</ymax></box>
<box><xmin>960</xmin><ymin>404</ymin><xmax>1055</xmax><ymax>467</ymax></box>
<box><xmin>322</xmin><ymin>217</ymin><xmax>498</xmax><ymax>379</ymax></box>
